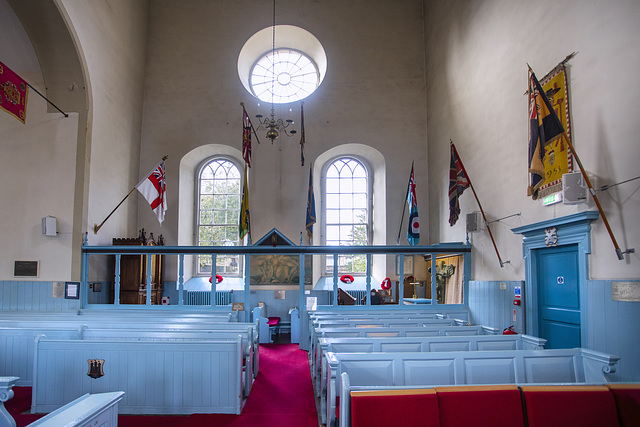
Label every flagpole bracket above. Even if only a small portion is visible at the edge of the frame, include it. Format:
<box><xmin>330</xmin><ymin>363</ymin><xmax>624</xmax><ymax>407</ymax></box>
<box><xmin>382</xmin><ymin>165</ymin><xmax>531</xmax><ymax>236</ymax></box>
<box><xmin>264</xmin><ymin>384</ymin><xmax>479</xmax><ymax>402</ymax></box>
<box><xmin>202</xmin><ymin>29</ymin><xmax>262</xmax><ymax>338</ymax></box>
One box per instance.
<box><xmin>616</xmin><ymin>247</ymin><xmax>635</xmax><ymax>260</ymax></box>
<box><xmin>499</xmin><ymin>260</ymin><xmax>511</xmax><ymax>268</ymax></box>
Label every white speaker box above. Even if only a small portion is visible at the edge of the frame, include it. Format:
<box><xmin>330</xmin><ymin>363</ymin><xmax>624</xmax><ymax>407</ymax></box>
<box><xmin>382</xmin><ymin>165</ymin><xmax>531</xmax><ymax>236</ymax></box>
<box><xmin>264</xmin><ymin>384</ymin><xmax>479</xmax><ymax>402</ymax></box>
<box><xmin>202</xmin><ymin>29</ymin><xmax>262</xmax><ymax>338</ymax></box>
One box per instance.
<box><xmin>563</xmin><ymin>172</ymin><xmax>588</xmax><ymax>204</ymax></box>
<box><xmin>466</xmin><ymin>212</ymin><xmax>482</xmax><ymax>233</ymax></box>
<box><xmin>41</xmin><ymin>216</ymin><xmax>57</xmax><ymax>236</ymax></box>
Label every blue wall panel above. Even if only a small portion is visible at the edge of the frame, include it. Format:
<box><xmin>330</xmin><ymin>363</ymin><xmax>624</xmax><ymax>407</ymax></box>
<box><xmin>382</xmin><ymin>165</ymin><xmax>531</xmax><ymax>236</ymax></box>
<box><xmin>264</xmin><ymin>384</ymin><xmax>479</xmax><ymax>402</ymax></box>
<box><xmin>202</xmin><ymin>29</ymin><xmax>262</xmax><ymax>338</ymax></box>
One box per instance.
<box><xmin>0</xmin><ymin>281</ymin><xmax>80</xmax><ymax>311</ymax></box>
<box><xmin>586</xmin><ymin>280</ymin><xmax>640</xmax><ymax>382</ymax></box>
<box><xmin>468</xmin><ymin>281</ymin><xmax>525</xmax><ymax>334</ymax></box>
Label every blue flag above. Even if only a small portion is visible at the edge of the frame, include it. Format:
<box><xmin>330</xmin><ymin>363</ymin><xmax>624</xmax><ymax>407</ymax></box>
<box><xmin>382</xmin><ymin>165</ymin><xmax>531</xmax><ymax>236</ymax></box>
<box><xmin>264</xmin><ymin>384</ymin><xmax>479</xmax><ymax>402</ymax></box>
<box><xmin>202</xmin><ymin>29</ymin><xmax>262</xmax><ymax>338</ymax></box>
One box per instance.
<box><xmin>306</xmin><ymin>167</ymin><xmax>316</xmax><ymax>240</ymax></box>
<box><xmin>407</xmin><ymin>165</ymin><xmax>420</xmax><ymax>245</ymax></box>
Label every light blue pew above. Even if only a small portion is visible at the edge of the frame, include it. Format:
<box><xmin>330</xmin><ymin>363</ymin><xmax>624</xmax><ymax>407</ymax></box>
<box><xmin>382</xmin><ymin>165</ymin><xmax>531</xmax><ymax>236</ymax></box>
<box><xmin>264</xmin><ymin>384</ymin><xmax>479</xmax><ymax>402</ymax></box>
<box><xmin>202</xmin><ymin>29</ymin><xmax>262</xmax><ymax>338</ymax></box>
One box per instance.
<box><xmin>312</xmin><ymin>324</ymin><xmax>500</xmax><ymax>377</ymax></box>
<box><xmin>314</xmin><ymin>334</ymin><xmax>547</xmax><ymax>397</ymax></box>
<box><xmin>323</xmin><ymin>348</ymin><xmax>620</xmax><ymax>427</ymax></box>
<box><xmin>0</xmin><ymin>321</ymin><xmax>259</xmax><ymax>387</ymax></box>
<box><xmin>78</xmin><ymin>328</ymin><xmax>255</xmax><ymax>397</ymax></box>
<box><xmin>0</xmin><ymin>327</ymin><xmax>81</xmax><ymax>386</ymax></box>
<box><xmin>32</xmin><ymin>336</ymin><xmax>244</xmax><ymax>415</ymax></box>
<box><xmin>27</xmin><ymin>391</ymin><xmax>125</xmax><ymax>427</ymax></box>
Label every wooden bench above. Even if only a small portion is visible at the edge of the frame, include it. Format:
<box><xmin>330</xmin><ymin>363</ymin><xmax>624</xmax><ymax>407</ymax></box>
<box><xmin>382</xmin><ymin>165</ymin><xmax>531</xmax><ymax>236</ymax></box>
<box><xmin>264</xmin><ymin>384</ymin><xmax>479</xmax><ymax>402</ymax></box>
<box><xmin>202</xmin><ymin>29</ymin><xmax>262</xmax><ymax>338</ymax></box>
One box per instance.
<box><xmin>31</xmin><ymin>336</ymin><xmax>244</xmax><ymax>415</ymax></box>
<box><xmin>341</xmin><ymin>375</ymin><xmax>637</xmax><ymax>427</ymax></box>
<box><xmin>78</xmin><ymin>327</ymin><xmax>255</xmax><ymax>398</ymax></box>
<box><xmin>0</xmin><ymin>321</ymin><xmax>259</xmax><ymax>387</ymax></box>
<box><xmin>323</xmin><ymin>348</ymin><xmax>620</xmax><ymax>426</ymax></box>
<box><xmin>27</xmin><ymin>391</ymin><xmax>125</xmax><ymax>427</ymax></box>
<box><xmin>314</xmin><ymin>333</ymin><xmax>547</xmax><ymax>398</ymax></box>
<box><xmin>312</xmin><ymin>324</ymin><xmax>500</xmax><ymax>378</ymax></box>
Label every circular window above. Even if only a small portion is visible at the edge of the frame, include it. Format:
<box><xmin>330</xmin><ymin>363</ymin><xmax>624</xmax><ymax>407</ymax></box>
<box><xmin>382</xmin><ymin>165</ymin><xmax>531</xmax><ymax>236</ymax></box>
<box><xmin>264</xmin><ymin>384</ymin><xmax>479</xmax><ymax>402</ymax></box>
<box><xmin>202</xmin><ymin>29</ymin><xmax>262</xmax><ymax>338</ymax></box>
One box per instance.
<box><xmin>238</xmin><ymin>25</ymin><xmax>327</xmax><ymax>104</ymax></box>
<box><xmin>250</xmin><ymin>48</ymin><xmax>319</xmax><ymax>104</ymax></box>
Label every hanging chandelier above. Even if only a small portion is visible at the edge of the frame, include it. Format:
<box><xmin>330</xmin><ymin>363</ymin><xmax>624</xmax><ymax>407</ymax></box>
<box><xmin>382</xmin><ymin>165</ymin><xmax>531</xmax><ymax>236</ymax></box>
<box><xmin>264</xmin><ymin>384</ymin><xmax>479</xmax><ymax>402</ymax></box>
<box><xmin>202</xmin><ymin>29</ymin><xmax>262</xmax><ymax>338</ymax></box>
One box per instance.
<box><xmin>253</xmin><ymin>0</ymin><xmax>297</xmax><ymax>143</ymax></box>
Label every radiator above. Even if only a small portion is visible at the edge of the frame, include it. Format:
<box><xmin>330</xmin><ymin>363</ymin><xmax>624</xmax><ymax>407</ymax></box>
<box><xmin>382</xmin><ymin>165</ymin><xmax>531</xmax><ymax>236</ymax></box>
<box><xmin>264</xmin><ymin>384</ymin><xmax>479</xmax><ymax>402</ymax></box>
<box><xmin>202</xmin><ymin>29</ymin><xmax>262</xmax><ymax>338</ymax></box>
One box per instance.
<box><xmin>186</xmin><ymin>291</ymin><xmax>231</xmax><ymax>305</ymax></box>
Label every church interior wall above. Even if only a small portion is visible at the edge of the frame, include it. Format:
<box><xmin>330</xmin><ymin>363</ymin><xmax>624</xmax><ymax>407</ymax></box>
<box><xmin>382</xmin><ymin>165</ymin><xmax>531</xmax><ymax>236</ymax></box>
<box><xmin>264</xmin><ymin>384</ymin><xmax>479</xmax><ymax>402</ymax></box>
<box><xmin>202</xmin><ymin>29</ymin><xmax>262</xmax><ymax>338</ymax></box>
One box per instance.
<box><xmin>424</xmin><ymin>0</ymin><xmax>640</xmax><ymax>281</ymax></box>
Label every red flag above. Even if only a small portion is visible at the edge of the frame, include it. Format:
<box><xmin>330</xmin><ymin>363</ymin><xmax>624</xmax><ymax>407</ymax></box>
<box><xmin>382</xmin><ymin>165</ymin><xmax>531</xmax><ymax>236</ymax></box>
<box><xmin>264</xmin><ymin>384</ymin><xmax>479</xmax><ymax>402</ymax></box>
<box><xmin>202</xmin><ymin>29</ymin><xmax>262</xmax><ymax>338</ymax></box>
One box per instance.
<box><xmin>0</xmin><ymin>60</ymin><xmax>29</xmax><ymax>124</ymax></box>
<box><xmin>136</xmin><ymin>159</ymin><xmax>167</xmax><ymax>224</ymax></box>
<box><xmin>242</xmin><ymin>106</ymin><xmax>253</xmax><ymax>167</ymax></box>
<box><xmin>448</xmin><ymin>141</ymin><xmax>470</xmax><ymax>226</ymax></box>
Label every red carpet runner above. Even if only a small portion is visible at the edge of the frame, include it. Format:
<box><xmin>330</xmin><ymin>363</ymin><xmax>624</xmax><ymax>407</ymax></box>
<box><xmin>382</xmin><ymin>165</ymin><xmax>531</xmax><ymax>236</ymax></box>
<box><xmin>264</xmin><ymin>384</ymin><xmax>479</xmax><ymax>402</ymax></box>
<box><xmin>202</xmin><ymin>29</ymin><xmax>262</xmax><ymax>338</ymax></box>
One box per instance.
<box><xmin>7</xmin><ymin>344</ymin><xmax>318</xmax><ymax>427</ymax></box>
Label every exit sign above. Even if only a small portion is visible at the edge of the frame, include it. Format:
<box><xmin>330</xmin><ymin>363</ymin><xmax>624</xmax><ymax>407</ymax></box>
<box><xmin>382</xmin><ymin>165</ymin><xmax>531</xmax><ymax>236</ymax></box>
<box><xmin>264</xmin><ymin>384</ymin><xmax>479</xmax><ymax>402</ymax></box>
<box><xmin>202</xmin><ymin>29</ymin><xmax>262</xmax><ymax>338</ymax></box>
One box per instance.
<box><xmin>543</xmin><ymin>193</ymin><xmax>563</xmax><ymax>206</ymax></box>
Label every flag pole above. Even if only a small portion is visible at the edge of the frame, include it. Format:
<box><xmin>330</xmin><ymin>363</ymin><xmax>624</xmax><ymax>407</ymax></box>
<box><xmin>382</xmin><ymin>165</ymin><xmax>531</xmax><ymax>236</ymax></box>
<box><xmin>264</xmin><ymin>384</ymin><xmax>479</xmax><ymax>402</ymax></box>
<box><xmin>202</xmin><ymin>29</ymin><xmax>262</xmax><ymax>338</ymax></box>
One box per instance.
<box><xmin>529</xmin><ymin>65</ymin><xmax>627</xmax><ymax>260</ymax></box>
<box><xmin>93</xmin><ymin>155</ymin><xmax>168</xmax><ymax>234</ymax></box>
<box><xmin>396</xmin><ymin>161</ymin><xmax>414</xmax><ymax>244</ymax></box>
<box><xmin>452</xmin><ymin>142</ymin><xmax>506</xmax><ymax>267</ymax></box>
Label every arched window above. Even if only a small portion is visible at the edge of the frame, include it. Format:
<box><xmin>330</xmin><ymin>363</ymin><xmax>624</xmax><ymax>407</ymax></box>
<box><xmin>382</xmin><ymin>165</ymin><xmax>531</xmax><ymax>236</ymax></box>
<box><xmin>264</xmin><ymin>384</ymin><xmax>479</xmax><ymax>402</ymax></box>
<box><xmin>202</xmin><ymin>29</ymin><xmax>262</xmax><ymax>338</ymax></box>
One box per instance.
<box><xmin>324</xmin><ymin>157</ymin><xmax>370</xmax><ymax>274</ymax></box>
<box><xmin>197</xmin><ymin>158</ymin><xmax>242</xmax><ymax>276</ymax></box>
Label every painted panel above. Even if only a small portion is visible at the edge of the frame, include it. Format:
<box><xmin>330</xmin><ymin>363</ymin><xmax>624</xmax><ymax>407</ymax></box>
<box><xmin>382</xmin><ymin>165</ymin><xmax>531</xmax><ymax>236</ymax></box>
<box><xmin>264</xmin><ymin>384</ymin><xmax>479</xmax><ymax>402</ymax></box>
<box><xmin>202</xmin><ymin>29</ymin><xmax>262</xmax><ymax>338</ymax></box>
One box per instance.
<box><xmin>464</xmin><ymin>357</ymin><xmax>516</xmax><ymax>384</ymax></box>
<box><xmin>379</xmin><ymin>343</ymin><xmax>422</xmax><ymax>352</ymax></box>
<box><xmin>342</xmin><ymin>360</ymin><xmax>393</xmax><ymax>386</ymax></box>
<box><xmin>476</xmin><ymin>340</ymin><xmax>517</xmax><ymax>351</ymax></box>
<box><xmin>403</xmin><ymin>359</ymin><xmax>455</xmax><ymax>385</ymax></box>
<box><xmin>587</xmin><ymin>279</ymin><xmax>640</xmax><ymax>382</ymax></box>
<box><xmin>523</xmin><ymin>356</ymin><xmax>578</xmax><ymax>383</ymax></box>
<box><xmin>428</xmin><ymin>341</ymin><xmax>470</xmax><ymax>352</ymax></box>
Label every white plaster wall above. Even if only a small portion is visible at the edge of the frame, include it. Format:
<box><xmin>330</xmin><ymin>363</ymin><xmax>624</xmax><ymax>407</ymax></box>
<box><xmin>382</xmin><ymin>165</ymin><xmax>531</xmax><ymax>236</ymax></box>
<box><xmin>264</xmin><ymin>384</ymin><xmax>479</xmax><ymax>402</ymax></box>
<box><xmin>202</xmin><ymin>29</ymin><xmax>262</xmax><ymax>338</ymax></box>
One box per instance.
<box><xmin>57</xmin><ymin>0</ymin><xmax>150</xmax><ymax>248</ymax></box>
<box><xmin>425</xmin><ymin>0</ymin><xmax>640</xmax><ymax>280</ymax></box>
<box><xmin>139</xmin><ymin>0</ymin><xmax>428</xmax><ymax>280</ymax></box>
<box><xmin>0</xmin><ymin>0</ymin><xmax>79</xmax><ymax>280</ymax></box>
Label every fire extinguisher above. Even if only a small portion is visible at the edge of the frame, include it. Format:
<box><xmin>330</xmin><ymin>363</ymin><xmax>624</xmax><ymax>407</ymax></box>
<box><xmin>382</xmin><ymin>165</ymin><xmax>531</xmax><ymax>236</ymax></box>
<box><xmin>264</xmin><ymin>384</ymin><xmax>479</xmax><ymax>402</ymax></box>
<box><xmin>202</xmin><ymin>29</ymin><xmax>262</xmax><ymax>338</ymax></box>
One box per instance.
<box><xmin>503</xmin><ymin>325</ymin><xmax>517</xmax><ymax>335</ymax></box>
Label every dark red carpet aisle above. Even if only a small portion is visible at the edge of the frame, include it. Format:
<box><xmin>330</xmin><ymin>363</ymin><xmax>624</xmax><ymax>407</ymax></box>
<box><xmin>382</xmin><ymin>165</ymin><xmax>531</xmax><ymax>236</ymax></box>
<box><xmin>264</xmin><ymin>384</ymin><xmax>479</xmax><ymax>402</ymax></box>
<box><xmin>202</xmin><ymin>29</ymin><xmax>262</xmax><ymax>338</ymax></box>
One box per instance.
<box><xmin>6</xmin><ymin>344</ymin><xmax>318</xmax><ymax>427</ymax></box>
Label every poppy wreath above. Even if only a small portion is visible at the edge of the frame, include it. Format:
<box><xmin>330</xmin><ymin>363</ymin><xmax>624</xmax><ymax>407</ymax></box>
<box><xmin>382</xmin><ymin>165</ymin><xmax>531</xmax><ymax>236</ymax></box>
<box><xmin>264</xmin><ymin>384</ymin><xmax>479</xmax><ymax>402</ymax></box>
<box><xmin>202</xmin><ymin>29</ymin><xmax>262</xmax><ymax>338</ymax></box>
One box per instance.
<box><xmin>381</xmin><ymin>277</ymin><xmax>392</xmax><ymax>289</ymax></box>
<box><xmin>209</xmin><ymin>275</ymin><xmax>224</xmax><ymax>284</ymax></box>
<box><xmin>340</xmin><ymin>274</ymin><xmax>355</xmax><ymax>284</ymax></box>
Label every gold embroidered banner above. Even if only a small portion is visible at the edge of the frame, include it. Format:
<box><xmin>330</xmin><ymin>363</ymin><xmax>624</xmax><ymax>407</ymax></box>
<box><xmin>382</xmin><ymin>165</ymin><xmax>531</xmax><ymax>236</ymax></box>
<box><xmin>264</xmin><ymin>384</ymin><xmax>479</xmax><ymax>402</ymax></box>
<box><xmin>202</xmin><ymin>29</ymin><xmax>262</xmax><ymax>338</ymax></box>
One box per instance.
<box><xmin>0</xmin><ymin>60</ymin><xmax>28</xmax><ymax>123</ymax></box>
<box><xmin>538</xmin><ymin>64</ymin><xmax>573</xmax><ymax>197</ymax></box>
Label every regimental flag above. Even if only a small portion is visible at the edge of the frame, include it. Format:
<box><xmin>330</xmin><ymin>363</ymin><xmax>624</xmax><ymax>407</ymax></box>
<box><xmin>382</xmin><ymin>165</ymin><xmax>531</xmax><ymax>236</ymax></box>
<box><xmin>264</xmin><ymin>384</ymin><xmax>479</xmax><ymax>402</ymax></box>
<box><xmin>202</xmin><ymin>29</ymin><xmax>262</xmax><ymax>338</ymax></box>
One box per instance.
<box><xmin>305</xmin><ymin>166</ymin><xmax>316</xmax><ymax>240</ymax></box>
<box><xmin>406</xmin><ymin>164</ymin><xmax>420</xmax><ymax>245</ymax></box>
<box><xmin>0</xmin><ymin>60</ymin><xmax>29</xmax><ymax>124</ymax></box>
<box><xmin>448</xmin><ymin>141</ymin><xmax>470</xmax><ymax>226</ymax></box>
<box><xmin>300</xmin><ymin>102</ymin><xmax>306</xmax><ymax>166</ymax></box>
<box><xmin>242</xmin><ymin>105</ymin><xmax>253</xmax><ymax>167</ymax></box>
<box><xmin>527</xmin><ymin>68</ymin><xmax>565</xmax><ymax>199</ymax></box>
<box><xmin>239</xmin><ymin>164</ymin><xmax>250</xmax><ymax>240</ymax></box>
<box><xmin>136</xmin><ymin>159</ymin><xmax>167</xmax><ymax>224</ymax></box>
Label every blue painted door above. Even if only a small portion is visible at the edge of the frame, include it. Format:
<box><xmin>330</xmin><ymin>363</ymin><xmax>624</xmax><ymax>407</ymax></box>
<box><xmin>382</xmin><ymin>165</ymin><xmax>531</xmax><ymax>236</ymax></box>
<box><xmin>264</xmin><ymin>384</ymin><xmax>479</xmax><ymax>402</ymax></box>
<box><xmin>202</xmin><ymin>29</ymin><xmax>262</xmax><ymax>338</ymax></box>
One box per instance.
<box><xmin>537</xmin><ymin>244</ymin><xmax>580</xmax><ymax>349</ymax></box>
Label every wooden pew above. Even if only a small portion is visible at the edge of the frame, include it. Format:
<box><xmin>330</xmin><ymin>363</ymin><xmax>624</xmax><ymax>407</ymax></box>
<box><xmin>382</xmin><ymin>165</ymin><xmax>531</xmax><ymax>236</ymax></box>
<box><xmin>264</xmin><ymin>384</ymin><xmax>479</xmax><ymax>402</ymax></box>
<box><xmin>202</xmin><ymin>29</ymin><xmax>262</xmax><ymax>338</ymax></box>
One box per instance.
<box><xmin>311</xmin><ymin>324</ymin><xmax>500</xmax><ymax>379</ymax></box>
<box><xmin>0</xmin><ymin>321</ymin><xmax>259</xmax><ymax>387</ymax></box>
<box><xmin>78</xmin><ymin>328</ymin><xmax>255</xmax><ymax>398</ymax></box>
<box><xmin>323</xmin><ymin>348</ymin><xmax>620</xmax><ymax>427</ymax></box>
<box><xmin>31</xmin><ymin>336</ymin><xmax>244</xmax><ymax>415</ymax></box>
<box><xmin>27</xmin><ymin>391</ymin><xmax>125</xmax><ymax>427</ymax></box>
<box><xmin>340</xmin><ymin>379</ymin><xmax>640</xmax><ymax>427</ymax></box>
<box><xmin>314</xmin><ymin>333</ymin><xmax>547</xmax><ymax>398</ymax></box>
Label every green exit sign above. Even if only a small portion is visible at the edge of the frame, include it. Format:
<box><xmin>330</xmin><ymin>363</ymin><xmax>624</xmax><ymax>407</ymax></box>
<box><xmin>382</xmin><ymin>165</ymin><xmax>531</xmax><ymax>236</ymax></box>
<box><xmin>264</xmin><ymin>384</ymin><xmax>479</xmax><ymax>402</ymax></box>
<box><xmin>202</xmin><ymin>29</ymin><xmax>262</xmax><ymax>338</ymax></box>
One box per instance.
<box><xmin>543</xmin><ymin>193</ymin><xmax>563</xmax><ymax>206</ymax></box>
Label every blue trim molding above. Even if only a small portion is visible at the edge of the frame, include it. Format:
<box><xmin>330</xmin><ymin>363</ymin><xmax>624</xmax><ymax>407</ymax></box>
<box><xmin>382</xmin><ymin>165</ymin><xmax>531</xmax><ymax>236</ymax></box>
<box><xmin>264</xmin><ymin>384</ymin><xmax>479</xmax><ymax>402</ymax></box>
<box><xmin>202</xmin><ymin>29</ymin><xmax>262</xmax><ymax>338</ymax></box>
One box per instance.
<box><xmin>512</xmin><ymin>211</ymin><xmax>599</xmax><ymax>342</ymax></box>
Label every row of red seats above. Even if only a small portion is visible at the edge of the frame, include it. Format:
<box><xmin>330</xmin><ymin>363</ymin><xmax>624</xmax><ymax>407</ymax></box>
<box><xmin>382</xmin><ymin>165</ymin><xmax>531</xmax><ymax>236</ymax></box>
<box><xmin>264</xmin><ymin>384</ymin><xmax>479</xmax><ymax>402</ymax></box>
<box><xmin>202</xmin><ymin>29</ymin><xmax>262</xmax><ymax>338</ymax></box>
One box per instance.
<box><xmin>348</xmin><ymin>383</ymin><xmax>639</xmax><ymax>427</ymax></box>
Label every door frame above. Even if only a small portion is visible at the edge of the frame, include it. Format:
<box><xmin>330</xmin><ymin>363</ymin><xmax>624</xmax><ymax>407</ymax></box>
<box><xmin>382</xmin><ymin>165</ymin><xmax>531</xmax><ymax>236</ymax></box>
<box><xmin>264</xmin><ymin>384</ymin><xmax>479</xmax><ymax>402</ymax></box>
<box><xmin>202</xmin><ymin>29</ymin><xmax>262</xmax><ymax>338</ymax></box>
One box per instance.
<box><xmin>512</xmin><ymin>211</ymin><xmax>599</xmax><ymax>341</ymax></box>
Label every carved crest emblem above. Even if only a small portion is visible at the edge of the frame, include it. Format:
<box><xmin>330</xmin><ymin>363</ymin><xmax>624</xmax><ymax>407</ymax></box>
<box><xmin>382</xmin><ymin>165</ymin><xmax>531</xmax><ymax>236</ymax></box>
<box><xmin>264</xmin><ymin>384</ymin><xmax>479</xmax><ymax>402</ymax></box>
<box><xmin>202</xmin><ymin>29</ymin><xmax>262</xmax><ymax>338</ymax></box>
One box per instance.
<box><xmin>544</xmin><ymin>227</ymin><xmax>558</xmax><ymax>247</ymax></box>
<box><xmin>87</xmin><ymin>359</ymin><xmax>105</xmax><ymax>379</ymax></box>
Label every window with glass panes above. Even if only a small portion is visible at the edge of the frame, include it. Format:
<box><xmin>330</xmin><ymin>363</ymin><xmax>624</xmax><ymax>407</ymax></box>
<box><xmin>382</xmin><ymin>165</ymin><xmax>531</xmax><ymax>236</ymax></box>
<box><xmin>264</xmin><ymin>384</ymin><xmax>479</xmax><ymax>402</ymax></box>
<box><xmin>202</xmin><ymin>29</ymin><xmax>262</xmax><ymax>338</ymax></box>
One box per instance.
<box><xmin>197</xmin><ymin>158</ymin><xmax>241</xmax><ymax>275</ymax></box>
<box><xmin>325</xmin><ymin>157</ymin><xmax>369</xmax><ymax>274</ymax></box>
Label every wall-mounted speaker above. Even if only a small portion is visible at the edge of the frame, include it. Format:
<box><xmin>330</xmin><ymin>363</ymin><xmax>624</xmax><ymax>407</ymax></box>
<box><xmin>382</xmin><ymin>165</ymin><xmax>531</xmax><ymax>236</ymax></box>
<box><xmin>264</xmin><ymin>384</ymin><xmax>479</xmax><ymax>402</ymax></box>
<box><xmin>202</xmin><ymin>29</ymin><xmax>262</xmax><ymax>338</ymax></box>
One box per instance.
<box><xmin>466</xmin><ymin>212</ymin><xmax>482</xmax><ymax>233</ymax></box>
<box><xmin>563</xmin><ymin>172</ymin><xmax>588</xmax><ymax>204</ymax></box>
<box><xmin>41</xmin><ymin>216</ymin><xmax>57</xmax><ymax>236</ymax></box>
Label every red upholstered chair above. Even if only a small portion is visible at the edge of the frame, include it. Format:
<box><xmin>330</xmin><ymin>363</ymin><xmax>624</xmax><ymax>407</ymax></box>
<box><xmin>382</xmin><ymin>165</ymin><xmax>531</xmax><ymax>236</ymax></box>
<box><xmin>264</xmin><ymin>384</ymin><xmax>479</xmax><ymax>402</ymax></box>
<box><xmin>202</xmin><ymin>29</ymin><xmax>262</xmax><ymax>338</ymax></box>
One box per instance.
<box><xmin>267</xmin><ymin>316</ymin><xmax>280</xmax><ymax>342</ymax></box>
<box><xmin>521</xmin><ymin>385</ymin><xmax>620</xmax><ymax>427</ymax></box>
<box><xmin>607</xmin><ymin>384</ymin><xmax>640</xmax><ymax>427</ymax></box>
<box><xmin>350</xmin><ymin>389</ymin><xmax>439</xmax><ymax>427</ymax></box>
<box><xmin>435</xmin><ymin>385</ymin><xmax>525</xmax><ymax>427</ymax></box>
